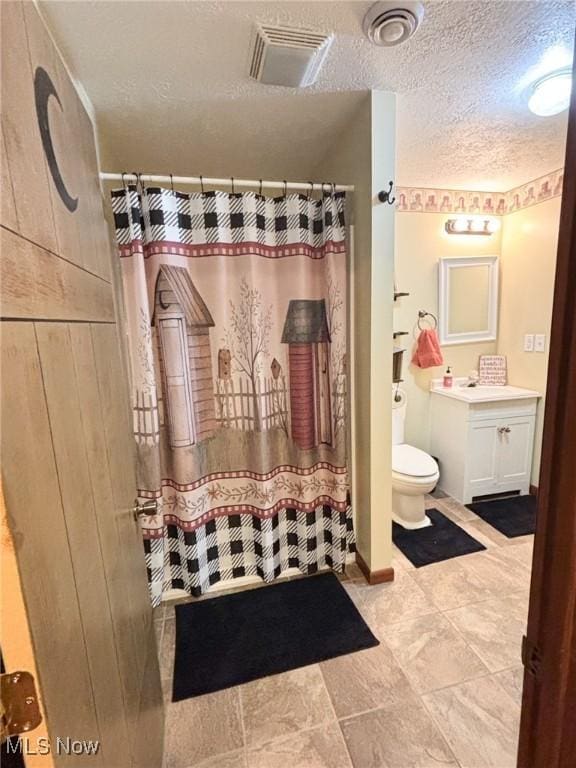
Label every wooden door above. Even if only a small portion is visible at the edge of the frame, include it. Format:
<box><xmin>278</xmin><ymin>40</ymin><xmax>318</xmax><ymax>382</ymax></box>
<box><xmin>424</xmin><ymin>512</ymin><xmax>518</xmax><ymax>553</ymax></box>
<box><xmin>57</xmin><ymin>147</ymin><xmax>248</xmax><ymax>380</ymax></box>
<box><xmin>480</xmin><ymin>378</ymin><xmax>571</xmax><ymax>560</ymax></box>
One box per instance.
<box><xmin>158</xmin><ymin>316</ymin><xmax>196</xmax><ymax>447</ymax></box>
<box><xmin>288</xmin><ymin>344</ymin><xmax>316</xmax><ymax>449</ymax></box>
<box><xmin>516</xmin><ymin>49</ymin><xmax>576</xmax><ymax>768</ymax></box>
<box><xmin>315</xmin><ymin>342</ymin><xmax>333</xmax><ymax>446</ymax></box>
<box><xmin>1</xmin><ymin>3</ymin><xmax>163</xmax><ymax>766</ymax></box>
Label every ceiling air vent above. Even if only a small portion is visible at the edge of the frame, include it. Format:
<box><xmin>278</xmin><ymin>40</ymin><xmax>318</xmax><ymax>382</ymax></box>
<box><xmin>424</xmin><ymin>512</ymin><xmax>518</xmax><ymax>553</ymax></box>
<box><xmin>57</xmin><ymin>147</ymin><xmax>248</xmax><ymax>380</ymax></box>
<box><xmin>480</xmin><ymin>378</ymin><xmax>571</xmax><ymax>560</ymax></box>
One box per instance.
<box><xmin>249</xmin><ymin>24</ymin><xmax>333</xmax><ymax>87</ymax></box>
<box><xmin>363</xmin><ymin>2</ymin><xmax>424</xmax><ymax>47</ymax></box>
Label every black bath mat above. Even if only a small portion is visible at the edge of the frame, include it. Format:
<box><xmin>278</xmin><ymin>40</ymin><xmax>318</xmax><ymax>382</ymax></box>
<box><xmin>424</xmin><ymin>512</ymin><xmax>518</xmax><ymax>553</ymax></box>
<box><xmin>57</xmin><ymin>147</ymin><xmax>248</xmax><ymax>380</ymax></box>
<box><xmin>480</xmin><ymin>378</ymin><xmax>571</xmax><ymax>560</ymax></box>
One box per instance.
<box><xmin>172</xmin><ymin>572</ymin><xmax>379</xmax><ymax>701</ymax></box>
<box><xmin>392</xmin><ymin>508</ymin><xmax>486</xmax><ymax>567</ymax></box>
<box><xmin>466</xmin><ymin>494</ymin><xmax>536</xmax><ymax>537</ymax></box>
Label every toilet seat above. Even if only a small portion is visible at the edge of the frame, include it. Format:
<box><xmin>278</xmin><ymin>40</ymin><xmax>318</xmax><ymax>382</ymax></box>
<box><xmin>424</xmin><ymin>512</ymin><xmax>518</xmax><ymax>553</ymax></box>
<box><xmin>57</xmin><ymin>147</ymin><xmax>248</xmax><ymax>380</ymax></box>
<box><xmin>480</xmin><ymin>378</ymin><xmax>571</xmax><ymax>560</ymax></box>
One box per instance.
<box><xmin>392</xmin><ymin>444</ymin><xmax>437</xmax><ymax>478</ymax></box>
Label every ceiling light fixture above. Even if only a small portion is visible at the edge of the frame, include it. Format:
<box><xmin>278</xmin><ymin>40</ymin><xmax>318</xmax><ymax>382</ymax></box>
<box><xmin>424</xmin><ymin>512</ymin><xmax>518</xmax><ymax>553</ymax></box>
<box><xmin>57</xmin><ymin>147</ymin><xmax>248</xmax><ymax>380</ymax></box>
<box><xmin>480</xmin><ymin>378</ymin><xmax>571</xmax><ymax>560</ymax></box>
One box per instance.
<box><xmin>528</xmin><ymin>68</ymin><xmax>572</xmax><ymax>117</ymax></box>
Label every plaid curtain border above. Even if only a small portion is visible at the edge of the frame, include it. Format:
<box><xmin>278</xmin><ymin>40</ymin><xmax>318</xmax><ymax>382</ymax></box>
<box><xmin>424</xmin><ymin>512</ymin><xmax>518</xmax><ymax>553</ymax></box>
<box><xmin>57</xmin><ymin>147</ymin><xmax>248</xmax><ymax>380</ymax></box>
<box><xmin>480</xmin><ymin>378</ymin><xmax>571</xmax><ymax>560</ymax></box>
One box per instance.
<box><xmin>143</xmin><ymin>504</ymin><xmax>355</xmax><ymax>603</ymax></box>
<box><xmin>111</xmin><ymin>186</ymin><xmax>347</xmax><ymax>252</ymax></box>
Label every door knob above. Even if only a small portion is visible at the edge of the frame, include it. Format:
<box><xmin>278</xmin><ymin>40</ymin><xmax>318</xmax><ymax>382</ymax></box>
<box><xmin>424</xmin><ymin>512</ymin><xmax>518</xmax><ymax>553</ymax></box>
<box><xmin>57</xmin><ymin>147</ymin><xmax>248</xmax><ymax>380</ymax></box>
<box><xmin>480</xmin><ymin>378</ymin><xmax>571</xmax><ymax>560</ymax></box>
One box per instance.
<box><xmin>132</xmin><ymin>498</ymin><xmax>158</xmax><ymax>521</ymax></box>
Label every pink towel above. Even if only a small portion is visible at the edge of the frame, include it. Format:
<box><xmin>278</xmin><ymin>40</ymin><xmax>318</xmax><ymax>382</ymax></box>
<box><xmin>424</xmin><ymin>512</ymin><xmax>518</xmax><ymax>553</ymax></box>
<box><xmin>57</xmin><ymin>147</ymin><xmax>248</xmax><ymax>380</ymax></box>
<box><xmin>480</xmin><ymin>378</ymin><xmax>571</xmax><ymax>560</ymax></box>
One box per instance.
<box><xmin>411</xmin><ymin>329</ymin><xmax>444</xmax><ymax>369</ymax></box>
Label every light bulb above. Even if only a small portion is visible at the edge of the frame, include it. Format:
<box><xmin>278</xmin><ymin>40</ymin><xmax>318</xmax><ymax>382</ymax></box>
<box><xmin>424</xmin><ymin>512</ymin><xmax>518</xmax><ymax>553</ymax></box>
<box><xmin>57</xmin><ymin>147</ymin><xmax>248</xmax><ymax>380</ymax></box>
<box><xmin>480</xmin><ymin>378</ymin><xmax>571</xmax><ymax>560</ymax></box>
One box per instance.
<box><xmin>452</xmin><ymin>218</ymin><xmax>468</xmax><ymax>233</ymax></box>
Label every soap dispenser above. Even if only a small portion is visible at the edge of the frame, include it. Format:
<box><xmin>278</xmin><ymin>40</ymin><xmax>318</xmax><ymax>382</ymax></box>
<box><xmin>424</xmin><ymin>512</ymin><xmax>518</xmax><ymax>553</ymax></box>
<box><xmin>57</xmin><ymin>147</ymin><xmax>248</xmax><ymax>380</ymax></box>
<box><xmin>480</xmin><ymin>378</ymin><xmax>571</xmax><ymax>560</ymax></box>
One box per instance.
<box><xmin>443</xmin><ymin>366</ymin><xmax>453</xmax><ymax>388</ymax></box>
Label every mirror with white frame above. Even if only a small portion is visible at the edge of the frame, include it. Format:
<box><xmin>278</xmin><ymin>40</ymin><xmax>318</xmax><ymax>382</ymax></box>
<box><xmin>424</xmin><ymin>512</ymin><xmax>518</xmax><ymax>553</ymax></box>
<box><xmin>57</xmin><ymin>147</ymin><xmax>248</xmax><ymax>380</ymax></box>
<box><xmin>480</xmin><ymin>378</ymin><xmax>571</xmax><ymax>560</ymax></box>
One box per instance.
<box><xmin>438</xmin><ymin>255</ymin><xmax>499</xmax><ymax>345</ymax></box>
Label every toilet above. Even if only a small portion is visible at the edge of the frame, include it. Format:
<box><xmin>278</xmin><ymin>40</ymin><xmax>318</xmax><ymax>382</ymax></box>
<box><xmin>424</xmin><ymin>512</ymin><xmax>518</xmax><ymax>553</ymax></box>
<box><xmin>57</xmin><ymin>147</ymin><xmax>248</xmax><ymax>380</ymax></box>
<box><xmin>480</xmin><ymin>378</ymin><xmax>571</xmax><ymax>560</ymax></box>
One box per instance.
<box><xmin>392</xmin><ymin>388</ymin><xmax>440</xmax><ymax>529</ymax></box>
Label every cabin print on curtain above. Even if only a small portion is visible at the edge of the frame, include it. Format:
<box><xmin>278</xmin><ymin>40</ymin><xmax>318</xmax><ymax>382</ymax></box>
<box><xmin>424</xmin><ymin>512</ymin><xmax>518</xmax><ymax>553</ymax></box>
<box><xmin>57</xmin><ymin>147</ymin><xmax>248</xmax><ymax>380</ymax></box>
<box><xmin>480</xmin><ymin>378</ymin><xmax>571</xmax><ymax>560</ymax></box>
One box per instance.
<box><xmin>111</xmin><ymin>185</ymin><xmax>353</xmax><ymax>604</ymax></box>
<box><xmin>153</xmin><ymin>265</ymin><xmax>216</xmax><ymax>447</ymax></box>
<box><xmin>282</xmin><ymin>300</ymin><xmax>332</xmax><ymax>450</ymax></box>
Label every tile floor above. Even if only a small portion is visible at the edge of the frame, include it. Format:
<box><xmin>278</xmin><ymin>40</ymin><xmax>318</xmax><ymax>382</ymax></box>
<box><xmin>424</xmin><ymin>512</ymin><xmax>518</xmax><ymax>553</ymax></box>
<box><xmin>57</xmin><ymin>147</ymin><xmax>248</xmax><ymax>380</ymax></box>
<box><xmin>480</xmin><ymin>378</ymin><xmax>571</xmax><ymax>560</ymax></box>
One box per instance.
<box><xmin>155</xmin><ymin>493</ymin><xmax>533</xmax><ymax>768</ymax></box>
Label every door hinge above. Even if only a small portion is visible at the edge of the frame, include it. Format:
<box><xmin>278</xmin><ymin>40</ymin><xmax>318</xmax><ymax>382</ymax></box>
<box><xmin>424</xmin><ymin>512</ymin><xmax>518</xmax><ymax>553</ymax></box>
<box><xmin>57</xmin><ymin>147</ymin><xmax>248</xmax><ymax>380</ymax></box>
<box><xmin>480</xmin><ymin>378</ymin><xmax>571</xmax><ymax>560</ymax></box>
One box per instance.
<box><xmin>0</xmin><ymin>671</ymin><xmax>42</xmax><ymax>741</ymax></box>
<box><xmin>522</xmin><ymin>635</ymin><xmax>542</xmax><ymax>678</ymax></box>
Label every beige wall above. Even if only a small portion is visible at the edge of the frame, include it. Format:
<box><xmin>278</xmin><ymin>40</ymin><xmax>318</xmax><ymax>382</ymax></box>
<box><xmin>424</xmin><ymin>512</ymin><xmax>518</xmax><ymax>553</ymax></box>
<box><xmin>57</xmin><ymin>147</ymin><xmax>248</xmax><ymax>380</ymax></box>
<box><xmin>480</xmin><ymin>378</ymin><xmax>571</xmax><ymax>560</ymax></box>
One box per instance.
<box><xmin>394</xmin><ymin>213</ymin><xmax>501</xmax><ymax>452</ymax></box>
<box><xmin>317</xmin><ymin>91</ymin><xmax>396</xmax><ymax>571</ymax></box>
<box><xmin>498</xmin><ymin>197</ymin><xmax>561</xmax><ymax>484</ymax></box>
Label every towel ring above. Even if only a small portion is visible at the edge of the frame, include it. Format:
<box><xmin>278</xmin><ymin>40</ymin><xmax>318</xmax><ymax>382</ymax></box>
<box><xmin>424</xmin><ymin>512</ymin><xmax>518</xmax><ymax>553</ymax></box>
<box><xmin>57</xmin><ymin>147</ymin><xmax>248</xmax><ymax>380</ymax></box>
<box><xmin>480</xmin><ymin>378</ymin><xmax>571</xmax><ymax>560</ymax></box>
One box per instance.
<box><xmin>417</xmin><ymin>310</ymin><xmax>437</xmax><ymax>330</ymax></box>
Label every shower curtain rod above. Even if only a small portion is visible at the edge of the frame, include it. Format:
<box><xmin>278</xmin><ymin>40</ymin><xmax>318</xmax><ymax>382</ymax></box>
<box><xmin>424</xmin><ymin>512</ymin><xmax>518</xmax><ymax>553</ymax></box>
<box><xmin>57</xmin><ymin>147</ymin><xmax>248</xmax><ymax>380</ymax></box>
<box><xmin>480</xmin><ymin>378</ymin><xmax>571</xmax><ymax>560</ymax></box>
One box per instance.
<box><xmin>99</xmin><ymin>172</ymin><xmax>354</xmax><ymax>193</ymax></box>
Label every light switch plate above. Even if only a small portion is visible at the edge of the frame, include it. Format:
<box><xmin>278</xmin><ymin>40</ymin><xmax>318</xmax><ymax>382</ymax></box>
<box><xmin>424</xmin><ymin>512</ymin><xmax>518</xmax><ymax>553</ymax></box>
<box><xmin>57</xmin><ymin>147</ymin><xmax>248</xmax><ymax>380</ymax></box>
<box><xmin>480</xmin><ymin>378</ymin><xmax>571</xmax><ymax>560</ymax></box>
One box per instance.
<box><xmin>535</xmin><ymin>334</ymin><xmax>546</xmax><ymax>352</ymax></box>
<box><xmin>524</xmin><ymin>334</ymin><xmax>534</xmax><ymax>352</ymax></box>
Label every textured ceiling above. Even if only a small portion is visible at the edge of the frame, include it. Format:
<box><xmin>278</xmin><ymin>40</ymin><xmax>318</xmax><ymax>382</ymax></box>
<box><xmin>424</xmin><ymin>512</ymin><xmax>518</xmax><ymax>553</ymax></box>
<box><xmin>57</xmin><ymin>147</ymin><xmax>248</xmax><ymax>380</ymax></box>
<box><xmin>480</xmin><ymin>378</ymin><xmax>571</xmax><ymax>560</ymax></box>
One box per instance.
<box><xmin>40</xmin><ymin>0</ymin><xmax>575</xmax><ymax>191</ymax></box>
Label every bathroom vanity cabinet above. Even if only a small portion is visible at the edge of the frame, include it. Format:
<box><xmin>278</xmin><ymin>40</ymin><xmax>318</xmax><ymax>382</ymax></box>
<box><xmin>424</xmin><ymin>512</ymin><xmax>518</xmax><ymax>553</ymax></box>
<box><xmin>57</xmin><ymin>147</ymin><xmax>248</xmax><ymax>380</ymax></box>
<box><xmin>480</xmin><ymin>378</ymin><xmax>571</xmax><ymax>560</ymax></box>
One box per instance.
<box><xmin>430</xmin><ymin>382</ymin><xmax>541</xmax><ymax>503</ymax></box>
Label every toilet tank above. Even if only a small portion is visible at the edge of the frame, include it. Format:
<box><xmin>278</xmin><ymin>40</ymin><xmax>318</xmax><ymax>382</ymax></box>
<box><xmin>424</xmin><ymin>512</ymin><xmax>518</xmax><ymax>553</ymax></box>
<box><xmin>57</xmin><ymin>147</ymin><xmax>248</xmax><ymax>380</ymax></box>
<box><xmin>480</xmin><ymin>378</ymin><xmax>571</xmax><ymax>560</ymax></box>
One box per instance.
<box><xmin>392</xmin><ymin>389</ymin><xmax>407</xmax><ymax>445</ymax></box>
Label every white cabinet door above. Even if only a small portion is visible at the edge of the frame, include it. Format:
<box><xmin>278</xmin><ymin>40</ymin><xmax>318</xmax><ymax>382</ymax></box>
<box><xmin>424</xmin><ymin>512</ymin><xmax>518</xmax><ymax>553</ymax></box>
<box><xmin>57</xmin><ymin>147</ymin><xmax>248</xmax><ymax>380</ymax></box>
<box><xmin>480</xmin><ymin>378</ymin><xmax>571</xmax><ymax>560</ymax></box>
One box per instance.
<box><xmin>468</xmin><ymin>421</ymin><xmax>500</xmax><ymax>496</ymax></box>
<box><xmin>497</xmin><ymin>416</ymin><xmax>534</xmax><ymax>489</ymax></box>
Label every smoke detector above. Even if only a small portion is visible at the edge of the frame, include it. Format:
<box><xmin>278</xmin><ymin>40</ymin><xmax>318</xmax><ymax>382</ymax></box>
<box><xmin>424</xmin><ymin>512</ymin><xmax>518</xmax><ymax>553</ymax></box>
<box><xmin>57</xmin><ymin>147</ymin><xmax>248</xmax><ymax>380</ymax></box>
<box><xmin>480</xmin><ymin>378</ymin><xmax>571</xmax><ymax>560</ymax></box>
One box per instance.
<box><xmin>363</xmin><ymin>1</ymin><xmax>424</xmax><ymax>47</ymax></box>
<box><xmin>249</xmin><ymin>24</ymin><xmax>333</xmax><ymax>87</ymax></box>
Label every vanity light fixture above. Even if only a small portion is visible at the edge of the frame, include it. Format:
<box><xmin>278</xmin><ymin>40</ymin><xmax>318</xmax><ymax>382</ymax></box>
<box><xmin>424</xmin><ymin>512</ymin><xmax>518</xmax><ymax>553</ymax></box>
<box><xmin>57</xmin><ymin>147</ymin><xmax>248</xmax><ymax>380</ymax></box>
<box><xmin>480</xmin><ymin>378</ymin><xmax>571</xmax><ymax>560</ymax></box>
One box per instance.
<box><xmin>444</xmin><ymin>217</ymin><xmax>498</xmax><ymax>236</ymax></box>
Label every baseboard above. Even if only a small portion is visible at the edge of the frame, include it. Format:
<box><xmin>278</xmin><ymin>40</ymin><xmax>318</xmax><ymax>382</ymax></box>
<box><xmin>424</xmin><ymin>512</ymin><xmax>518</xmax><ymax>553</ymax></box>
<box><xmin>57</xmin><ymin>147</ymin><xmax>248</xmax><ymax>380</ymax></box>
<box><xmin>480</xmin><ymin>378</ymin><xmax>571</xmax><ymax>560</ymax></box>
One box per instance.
<box><xmin>530</xmin><ymin>484</ymin><xmax>539</xmax><ymax>496</ymax></box>
<box><xmin>355</xmin><ymin>551</ymin><xmax>395</xmax><ymax>585</ymax></box>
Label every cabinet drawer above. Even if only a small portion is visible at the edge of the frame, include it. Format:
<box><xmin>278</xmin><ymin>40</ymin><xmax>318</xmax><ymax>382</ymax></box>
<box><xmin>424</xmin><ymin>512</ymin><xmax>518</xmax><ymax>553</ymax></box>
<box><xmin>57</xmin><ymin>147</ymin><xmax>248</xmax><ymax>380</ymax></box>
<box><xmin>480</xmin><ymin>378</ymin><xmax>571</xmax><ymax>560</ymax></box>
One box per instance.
<box><xmin>468</xmin><ymin>398</ymin><xmax>538</xmax><ymax>422</ymax></box>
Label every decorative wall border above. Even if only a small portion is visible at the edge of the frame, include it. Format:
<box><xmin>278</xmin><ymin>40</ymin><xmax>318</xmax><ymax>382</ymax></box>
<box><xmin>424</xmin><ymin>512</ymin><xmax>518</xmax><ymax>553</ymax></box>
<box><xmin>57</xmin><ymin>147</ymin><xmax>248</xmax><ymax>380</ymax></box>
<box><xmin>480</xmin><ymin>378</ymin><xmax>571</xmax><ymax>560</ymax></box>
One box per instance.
<box><xmin>505</xmin><ymin>168</ymin><xmax>564</xmax><ymax>214</ymax></box>
<box><xmin>396</xmin><ymin>168</ymin><xmax>564</xmax><ymax>215</ymax></box>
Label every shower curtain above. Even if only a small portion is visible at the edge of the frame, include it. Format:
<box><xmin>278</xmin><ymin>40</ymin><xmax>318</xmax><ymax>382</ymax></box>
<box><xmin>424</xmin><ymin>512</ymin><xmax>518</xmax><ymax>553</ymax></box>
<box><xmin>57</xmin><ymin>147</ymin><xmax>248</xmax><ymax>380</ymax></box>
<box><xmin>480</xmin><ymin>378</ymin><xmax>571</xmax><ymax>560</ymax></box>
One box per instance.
<box><xmin>111</xmin><ymin>183</ymin><xmax>354</xmax><ymax>605</ymax></box>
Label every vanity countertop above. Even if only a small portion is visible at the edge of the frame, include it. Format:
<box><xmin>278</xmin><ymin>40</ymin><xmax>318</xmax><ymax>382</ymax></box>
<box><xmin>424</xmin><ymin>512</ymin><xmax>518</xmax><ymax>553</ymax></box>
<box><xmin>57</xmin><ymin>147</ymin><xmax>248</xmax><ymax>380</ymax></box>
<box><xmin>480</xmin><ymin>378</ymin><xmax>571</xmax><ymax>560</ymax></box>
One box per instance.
<box><xmin>430</xmin><ymin>379</ymin><xmax>541</xmax><ymax>403</ymax></box>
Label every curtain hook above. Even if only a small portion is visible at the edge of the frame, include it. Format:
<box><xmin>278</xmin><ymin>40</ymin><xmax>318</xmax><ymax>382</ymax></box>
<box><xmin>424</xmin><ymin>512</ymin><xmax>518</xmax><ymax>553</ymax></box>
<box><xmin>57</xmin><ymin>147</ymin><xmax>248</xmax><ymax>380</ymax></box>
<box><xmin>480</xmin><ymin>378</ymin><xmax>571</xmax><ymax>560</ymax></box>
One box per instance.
<box><xmin>283</xmin><ymin>180</ymin><xmax>288</xmax><ymax>196</ymax></box>
<box><xmin>200</xmin><ymin>175</ymin><xmax>205</xmax><ymax>194</ymax></box>
<box><xmin>170</xmin><ymin>174</ymin><xmax>174</xmax><ymax>193</ymax></box>
<box><xmin>332</xmin><ymin>182</ymin><xmax>336</xmax><ymax>195</ymax></box>
<box><xmin>259</xmin><ymin>179</ymin><xmax>263</xmax><ymax>196</ymax></box>
<box><xmin>308</xmin><ymin>181</ymin><xmax>314</xmax><ymax>199</ymax></box>
<box><xmin>231</xmin><ymin>176</ymin><xmax>235</xmax><ymax>195</ymax></box>
<box><xmin>121</xmin><ymin>172</ymin><xmax>127</xmax><ymax>190</ymax></box>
